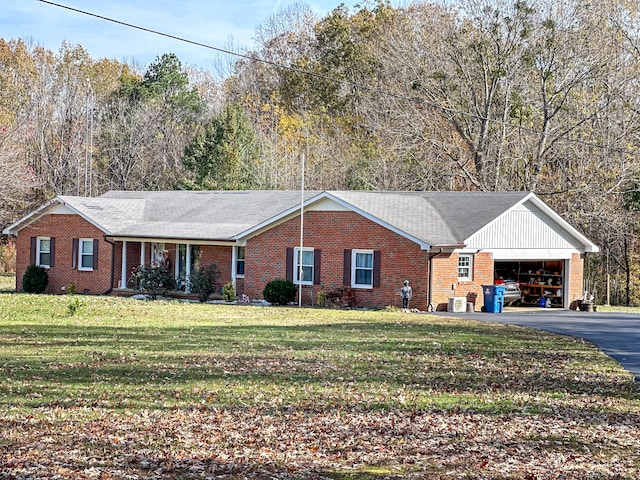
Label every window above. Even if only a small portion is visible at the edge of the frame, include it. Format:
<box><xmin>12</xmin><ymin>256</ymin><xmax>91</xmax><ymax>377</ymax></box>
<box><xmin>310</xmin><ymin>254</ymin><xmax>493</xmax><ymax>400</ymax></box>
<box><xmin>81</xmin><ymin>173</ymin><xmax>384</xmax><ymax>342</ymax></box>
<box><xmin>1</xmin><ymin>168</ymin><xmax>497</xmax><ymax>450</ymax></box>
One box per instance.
<box><xmin>236</xmin><ymin>246</ymin><xmax>245</xmax><ymax>277</ymax></box>
<box><xmin>458</xmin><ymin>254</ymin><xmax>473</xmax><ymax>281</ymax></box>
<box><xmin>294</xmin><ymin>247</ymin><xmax>314</xmax><ymax>285</ymax></box>
<box><xmin>352</xmin><ymin>249</ymin><xmax>374</xmax><ymax>288</ymax></box>
<box><xmin>37</xmin><ymin>237</ymin><xmax>51</xmax><ymax>268</ymax></box>
<box><xmin>72</xmin><ymin>238</ymin><xmax>98</xmax><ymax>271</ymax></box>
<box><xmin>79</xmin><ymin>239</ymin><xmax>94</xmax><ymax>270</ymax></box>
<box><xmin>286</xmin><ymin>247</ymin><xmax>320</xmax><ymax>285</ymax></box>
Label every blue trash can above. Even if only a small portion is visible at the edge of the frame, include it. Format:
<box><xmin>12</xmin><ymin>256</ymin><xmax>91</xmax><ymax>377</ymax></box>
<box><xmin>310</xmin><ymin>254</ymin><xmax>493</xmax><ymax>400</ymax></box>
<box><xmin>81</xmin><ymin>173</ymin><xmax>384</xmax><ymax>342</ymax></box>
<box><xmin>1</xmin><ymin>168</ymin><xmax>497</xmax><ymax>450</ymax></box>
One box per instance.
<box><xmin>482</xmin><ymin>285</ymin><xmax>505</xmax><ymax>313</ymax></box>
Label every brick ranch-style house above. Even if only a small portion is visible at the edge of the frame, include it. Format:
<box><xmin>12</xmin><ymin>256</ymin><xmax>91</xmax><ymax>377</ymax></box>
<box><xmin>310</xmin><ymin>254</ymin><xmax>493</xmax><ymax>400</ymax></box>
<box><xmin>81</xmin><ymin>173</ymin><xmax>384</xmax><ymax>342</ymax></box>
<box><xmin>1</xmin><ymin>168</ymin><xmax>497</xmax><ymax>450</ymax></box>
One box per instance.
<box><xmin>3</xmin><ymin>190</ymin><xmax>598</xmax><ymax>311</ymax></box>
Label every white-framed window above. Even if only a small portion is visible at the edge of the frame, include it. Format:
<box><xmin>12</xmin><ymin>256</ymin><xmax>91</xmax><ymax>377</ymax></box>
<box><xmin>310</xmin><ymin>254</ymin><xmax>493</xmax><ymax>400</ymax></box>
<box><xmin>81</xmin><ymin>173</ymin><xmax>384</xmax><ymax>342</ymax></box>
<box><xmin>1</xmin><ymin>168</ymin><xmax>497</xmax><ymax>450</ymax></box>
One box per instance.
<box><xmin>458</xmin><ymin>253</ymin><xmax>473</xmax><ymax>281</ymax></box>
<box><xmin>236</xmin><ymin>246</ymin><xmax>245</xmax><ymax>277</ymax></box>
<box><xmin>352</xmin><ymin>249</ymin><xmax>374</xmax><ymax>288</ymax></box>
<box><xmin>37</xmin><ymin>237</ymin><xmax>51</xmax><ymax>268</ymax></box>
<box><xmin>294</xmin><ymin>247</ymin><xmax>314</xmax><ymax>285</ymax></box>
<box><xmin>79</xmin><ymin>239</ymin><xmax>94</xmax><ymax>271</ymax></box>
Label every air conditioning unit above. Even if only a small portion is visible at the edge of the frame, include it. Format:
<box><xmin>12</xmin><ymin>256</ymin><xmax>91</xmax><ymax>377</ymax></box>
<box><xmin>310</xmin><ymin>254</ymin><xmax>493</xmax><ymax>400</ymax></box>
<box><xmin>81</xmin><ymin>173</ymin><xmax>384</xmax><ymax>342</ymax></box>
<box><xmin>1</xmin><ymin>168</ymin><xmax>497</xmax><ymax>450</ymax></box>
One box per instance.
<box><xmin>448</xmin><ymin>297</ymin><xmax>467</xmax><ymax>313</ymax></box>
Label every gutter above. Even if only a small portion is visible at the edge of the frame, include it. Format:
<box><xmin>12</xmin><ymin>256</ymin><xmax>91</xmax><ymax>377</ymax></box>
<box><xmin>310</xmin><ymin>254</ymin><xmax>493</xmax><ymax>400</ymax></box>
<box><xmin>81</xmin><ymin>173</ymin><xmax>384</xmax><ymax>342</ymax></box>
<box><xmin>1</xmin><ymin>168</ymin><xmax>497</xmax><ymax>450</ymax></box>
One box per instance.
<box><xmin>427</xmin><ymin>248</ymin><xmax>444</xmax><ymax>311</ymax></box>
<box><xmin>102</xmin><ymin>236</ymin><xmax>116</xmax><ymax>295</ymax></box>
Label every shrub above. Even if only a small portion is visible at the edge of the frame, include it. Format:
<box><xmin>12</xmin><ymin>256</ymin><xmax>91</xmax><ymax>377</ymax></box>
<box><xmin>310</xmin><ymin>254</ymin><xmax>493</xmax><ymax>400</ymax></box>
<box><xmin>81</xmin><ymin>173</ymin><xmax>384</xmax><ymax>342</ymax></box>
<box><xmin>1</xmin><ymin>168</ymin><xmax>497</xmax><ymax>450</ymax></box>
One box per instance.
<box><xmin>132</xmin><ymin>261</ymin><xmax>176</xmax><ymax>299</ymax></box>
<box><xmin>263</xmin><ymin>279</ymin><xmax>297</xmax><ymax>305</ymax></box>
<box><xmin>316</xmin><ymin>286</ymin><xmax>326</xmax><ymax>308</ymax></box>
<box><xmin>66</xmin><ymin>297</ymin><xmax>84</xmax><ymax>316</ymax></box>
<box><xmin>189</xmin><ymin>263</ymin><xmax>221</xmax><ymax>302</ymax></box>
<box><xmin>22</xmin><ymin>265</ymin><xmax>49</xmax><ymax>294</ymax></box>
<box><xmin>222</xmin><ymin>281</ymin><xmax>235</xmax><ymax>303</ymax></box>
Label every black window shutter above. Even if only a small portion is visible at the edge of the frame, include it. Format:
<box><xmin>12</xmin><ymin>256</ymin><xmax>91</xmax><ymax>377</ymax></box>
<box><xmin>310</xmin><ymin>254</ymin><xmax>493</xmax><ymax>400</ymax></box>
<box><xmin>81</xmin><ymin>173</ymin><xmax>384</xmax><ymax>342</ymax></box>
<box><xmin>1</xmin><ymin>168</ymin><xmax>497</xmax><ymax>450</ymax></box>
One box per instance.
<box><xmin>93</xmin><ymin>239</ymin><xmax>99</xmax><ymax>270</ymax></box>
<box><xmin>72</xmin><ymin>238</ymin><xmax>79</xmax><ymax>269</ymax></box>
<box><xmin>313</xmin><ymin>249</ymin><xmax>321</xmax><ymax>285</ymax></box>
<box><xmin>30</xmin><ymin>237</ymin><xmax>36</xmax><ymax>265</ymax></box>
<box><xmin>343</xmin><ymin>249</ymin><xmax>352</xmax><ymax>286</ymax></box>
<box><xmin>285</xmin><ymin>247</ymin><xmax>293</xmax><ymax>282</ymax></box>
<box><xmin>373</xmin><ymin>250</ymin><xmax>381</xmax><ymax>288</ymax></box>
<box><xmin>49</xmin><ymin>238</ymin><xmax>56</xmax><ymax>268</ymax></box>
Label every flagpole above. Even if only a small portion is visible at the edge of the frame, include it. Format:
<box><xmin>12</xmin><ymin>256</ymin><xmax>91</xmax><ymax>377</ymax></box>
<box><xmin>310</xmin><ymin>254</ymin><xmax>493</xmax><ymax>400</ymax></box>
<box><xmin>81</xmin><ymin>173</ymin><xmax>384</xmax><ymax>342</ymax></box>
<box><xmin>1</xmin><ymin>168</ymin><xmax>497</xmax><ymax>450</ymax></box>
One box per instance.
<box><xmin>298</xmin><ymin>152</ymin><xmax>305</xmax><ymax>308</ymax></box>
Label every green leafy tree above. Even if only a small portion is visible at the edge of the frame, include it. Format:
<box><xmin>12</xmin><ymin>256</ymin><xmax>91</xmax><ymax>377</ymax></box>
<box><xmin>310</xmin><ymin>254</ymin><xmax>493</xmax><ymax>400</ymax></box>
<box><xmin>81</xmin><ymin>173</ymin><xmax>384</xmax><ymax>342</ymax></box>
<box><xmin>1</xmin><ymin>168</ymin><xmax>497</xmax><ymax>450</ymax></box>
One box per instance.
<box><xmin>98</xmin><ymin>53</ymin><xmax>202</xmax><ymax>191</ymax></box>
<box><xmin>182</xmin><ymin>103</ymin><xmax>259</xmax><ymax>189</ymax></box>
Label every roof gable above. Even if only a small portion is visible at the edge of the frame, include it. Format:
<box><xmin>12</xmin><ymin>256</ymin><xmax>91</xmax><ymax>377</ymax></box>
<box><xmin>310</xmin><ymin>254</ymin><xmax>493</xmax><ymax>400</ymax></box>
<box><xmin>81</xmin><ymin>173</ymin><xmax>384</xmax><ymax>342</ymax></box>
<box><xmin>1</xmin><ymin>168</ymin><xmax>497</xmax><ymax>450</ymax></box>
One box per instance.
<box><xmin>465</xmin><ymin>195</ymin><xmax>599</xmax><ymax>253</ymax></box>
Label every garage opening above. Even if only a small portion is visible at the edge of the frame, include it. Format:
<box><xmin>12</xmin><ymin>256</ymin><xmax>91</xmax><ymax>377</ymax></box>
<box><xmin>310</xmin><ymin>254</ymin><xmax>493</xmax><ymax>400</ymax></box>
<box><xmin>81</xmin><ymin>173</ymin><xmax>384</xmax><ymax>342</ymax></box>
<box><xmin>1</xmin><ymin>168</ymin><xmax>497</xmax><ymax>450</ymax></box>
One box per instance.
<box><xmin>494</xmin><ymin>260</ymin><xmax>564</xmax><ymax>308</ymax></box>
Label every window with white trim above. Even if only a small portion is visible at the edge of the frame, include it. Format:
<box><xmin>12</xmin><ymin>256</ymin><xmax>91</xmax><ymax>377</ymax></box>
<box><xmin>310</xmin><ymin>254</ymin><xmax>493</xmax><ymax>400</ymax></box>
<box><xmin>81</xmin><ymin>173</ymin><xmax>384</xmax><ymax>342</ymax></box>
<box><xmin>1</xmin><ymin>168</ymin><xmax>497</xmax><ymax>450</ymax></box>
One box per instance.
<box><xmin>458</xmin><ymin>254</ymin><xmax>473</xmax><ymax>281</ymax></box>
<box><xmin>352</xmin><ymin>249</ymin><xmax>374</xmax><ymax>288</ymax></box>
<box><xmin>79</xmin><ymin>239</ymin><xmax>94</xmax><ymax>271</ymax></box>
<box><xmin>294</xmin><ymin>247</ymin><xmax>314</xmax><ymax>285</ymax></box>
<box><xmin>236</xmin><ymin>246</ymin><xmax>245</xmax><ymax>277</ymax></box>
<box><xmin>37</xmin><ymin>237</ymin><xmax>51</xmax><ymax>268</ymax></box>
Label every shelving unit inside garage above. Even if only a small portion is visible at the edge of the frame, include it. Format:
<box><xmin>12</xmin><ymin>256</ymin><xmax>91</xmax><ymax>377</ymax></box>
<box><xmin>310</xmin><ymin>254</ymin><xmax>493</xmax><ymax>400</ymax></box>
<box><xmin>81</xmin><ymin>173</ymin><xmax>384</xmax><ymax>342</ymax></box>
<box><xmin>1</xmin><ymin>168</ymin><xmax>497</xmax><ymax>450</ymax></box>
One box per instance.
<box><xmin>495</xmin><ymin>260</ymin><xmax>565</xmax><ymax>307</ymax></box>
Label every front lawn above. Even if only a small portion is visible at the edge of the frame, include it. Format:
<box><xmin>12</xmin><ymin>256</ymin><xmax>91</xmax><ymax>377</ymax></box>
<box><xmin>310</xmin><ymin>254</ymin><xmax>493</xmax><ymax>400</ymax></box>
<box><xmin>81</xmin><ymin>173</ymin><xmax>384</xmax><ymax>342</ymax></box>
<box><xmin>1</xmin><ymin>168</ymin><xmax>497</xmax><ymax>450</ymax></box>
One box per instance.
<box><xmin>0</xmin><ymin>294</ymin><xmax>638</xmax><ymax>479</ymax></box>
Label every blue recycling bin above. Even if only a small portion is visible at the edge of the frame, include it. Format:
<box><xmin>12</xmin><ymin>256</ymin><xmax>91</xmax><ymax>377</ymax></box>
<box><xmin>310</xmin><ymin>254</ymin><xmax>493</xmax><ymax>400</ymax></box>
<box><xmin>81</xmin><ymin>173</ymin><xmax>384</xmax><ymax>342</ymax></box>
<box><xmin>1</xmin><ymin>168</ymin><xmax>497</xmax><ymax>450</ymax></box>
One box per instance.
<box><xmin>482</xmin><ymin>285</ymin><xmax>505</xmax><ymax>313</ymax></box>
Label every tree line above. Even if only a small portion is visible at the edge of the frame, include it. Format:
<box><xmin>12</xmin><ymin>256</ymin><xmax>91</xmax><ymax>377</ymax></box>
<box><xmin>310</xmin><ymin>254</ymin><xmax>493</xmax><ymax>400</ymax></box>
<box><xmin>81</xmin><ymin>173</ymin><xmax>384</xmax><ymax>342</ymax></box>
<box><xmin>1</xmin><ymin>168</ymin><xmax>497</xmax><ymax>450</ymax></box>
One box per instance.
<box><xmin>1</xmin><ymin>0</ymin><xmax>640</xmax><ymax>304</ymax></box>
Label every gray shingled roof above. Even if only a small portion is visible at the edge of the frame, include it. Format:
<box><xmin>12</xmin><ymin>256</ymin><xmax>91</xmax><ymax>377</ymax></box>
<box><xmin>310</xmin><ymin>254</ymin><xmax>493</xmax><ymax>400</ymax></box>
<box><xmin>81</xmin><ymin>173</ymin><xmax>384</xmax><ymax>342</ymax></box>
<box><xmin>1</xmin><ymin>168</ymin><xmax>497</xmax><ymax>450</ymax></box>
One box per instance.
<box><xmin>328</xmin><ymin>191</ymin><xmax>530</xmax><ymax>246</ymax></box>
<box><xmin>18</xmin><ymin>190</ymin><xmax>530</xmax><ymax>246</ymax></box>
<box><xmin>79</xmin><ymin>190</ymin><xmax>322</xmax><ymax>240</ymax></box>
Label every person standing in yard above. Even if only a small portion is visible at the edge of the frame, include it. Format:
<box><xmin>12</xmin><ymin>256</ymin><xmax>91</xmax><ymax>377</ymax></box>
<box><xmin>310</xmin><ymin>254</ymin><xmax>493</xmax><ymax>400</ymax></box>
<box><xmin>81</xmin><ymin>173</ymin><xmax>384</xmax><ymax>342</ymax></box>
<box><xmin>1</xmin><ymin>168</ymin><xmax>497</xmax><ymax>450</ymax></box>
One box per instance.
<box><xmin>401</xmin><ymin>280</ymin><xmax>413</xmax><ymax>312</ymax></box>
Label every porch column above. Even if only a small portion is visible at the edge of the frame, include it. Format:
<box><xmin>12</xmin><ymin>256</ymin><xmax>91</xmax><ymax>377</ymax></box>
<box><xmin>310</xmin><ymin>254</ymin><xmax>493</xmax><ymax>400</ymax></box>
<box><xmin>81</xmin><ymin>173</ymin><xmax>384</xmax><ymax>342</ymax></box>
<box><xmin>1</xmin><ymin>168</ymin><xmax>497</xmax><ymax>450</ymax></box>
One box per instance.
<box><xmin>185</xmin><ymin>244</ymin><xmax>191</xmax><ymax>293</ymax></box>
<box><xmin>140</xmin><ymin>242</ymin><xmax>146</xmax><ymax>266</ymax></box>
<box><xmin>120</xmin><ymin>240</ymin><xmax>128</xmax><ymax>289</ymax></box>
<box><xmin>231</xmin><ymin>245</ymin><xmax>237</xmax><ymax>289</ymax></box>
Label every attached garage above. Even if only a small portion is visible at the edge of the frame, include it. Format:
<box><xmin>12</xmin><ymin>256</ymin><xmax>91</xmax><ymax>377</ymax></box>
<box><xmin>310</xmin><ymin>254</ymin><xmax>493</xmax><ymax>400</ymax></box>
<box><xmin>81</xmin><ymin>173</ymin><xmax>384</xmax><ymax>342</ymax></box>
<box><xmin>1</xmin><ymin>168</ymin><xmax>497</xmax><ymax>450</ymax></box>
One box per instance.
<box><xmin>462</xmin><ymin>194</ymin><xmax>598</xmax><ymax>310</ymax></box>
<box><xmin>494</xmin><ymin>260</ymin><xmax>566</xmax><ymax>307</ymax></box>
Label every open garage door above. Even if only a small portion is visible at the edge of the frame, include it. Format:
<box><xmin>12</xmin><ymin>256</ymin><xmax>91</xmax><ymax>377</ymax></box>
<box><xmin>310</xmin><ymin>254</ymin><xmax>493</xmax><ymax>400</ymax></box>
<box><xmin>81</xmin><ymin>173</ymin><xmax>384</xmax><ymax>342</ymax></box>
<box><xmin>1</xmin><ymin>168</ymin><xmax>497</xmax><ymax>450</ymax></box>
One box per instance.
<box><xmin>495</xmin><ymin>260</ymin><xmax>565</xmax><ymax>308</ymax></box>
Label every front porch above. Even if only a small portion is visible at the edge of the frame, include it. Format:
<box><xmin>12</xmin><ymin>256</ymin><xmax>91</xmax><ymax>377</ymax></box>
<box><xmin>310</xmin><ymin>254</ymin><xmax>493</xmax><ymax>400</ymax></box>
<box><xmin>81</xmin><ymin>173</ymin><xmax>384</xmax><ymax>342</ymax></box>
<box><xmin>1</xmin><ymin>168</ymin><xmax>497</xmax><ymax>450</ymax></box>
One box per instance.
<box><xmin>112</xmin><ymin>239</ymin><xmax>244</xmax><ymax>296</ymax></box>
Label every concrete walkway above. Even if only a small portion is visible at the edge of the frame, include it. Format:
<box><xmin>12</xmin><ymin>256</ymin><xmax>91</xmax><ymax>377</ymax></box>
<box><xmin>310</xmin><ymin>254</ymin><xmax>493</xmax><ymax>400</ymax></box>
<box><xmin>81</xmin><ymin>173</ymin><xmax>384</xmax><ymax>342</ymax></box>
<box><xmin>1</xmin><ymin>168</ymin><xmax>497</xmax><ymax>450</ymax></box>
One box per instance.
<box><xmin>433</xmin><ymin>308</ymin><xmax>640</xmax><ymax>381</ymax></box>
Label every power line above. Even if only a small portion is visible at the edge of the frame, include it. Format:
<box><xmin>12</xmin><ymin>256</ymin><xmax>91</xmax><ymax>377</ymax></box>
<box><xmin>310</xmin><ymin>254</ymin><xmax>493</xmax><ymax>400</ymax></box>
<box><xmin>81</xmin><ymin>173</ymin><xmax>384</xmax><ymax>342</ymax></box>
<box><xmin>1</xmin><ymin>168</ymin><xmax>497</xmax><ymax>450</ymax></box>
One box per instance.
<box><xmin>36</xmin><ymin>0</ymin><xmax>638</xmax><ymax>157</ymax></box>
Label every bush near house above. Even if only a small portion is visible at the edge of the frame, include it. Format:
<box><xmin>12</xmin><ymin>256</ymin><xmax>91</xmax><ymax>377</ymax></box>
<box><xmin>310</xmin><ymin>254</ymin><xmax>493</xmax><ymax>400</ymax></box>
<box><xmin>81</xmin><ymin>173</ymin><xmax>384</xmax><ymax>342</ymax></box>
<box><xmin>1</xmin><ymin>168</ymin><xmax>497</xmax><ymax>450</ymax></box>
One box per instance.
<box><xmin>263</xmin><ymin>279</ymin><xmax>297</xmax><ymax>305</ymax></box>
<box><xmin>189</xmin><ymin>263</ymin><xmax>221</xmax><ymax>302</ymax></box>
<box><xmin>21</xmin><ymin>265</ymin><xmax>48</xmax><ymax>293</ymax></box>
<box><xmin>131</xmin><ymin>261</ymin><xmax>176</xmax><ymax>299</ymax></box>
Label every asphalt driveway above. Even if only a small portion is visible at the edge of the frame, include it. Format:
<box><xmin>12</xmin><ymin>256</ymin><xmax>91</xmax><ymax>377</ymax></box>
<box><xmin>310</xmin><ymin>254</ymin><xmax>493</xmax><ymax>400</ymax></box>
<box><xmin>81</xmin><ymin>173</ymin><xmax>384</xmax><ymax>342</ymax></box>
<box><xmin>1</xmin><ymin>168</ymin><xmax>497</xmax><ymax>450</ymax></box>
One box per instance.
<box><xmin>434</xmin><ymin>308</ymin><xmax>640</xmax><ymax>381</ymax></box>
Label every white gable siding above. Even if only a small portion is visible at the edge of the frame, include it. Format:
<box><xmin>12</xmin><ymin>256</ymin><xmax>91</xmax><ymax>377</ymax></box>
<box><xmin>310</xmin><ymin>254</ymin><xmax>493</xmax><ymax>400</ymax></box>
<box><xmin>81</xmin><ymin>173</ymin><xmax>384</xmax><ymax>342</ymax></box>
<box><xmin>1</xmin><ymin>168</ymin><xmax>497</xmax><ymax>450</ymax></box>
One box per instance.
<box><xmin>49</xmin><ymin>204</ymin><xmax>75</xmax><ymax>214</ymax></box>
<box><xmin>465</xmin><ymin>202</ymin><xmax>583</xmax><ymax>259</ymax></box>
<box><xmin>307</xmin><ymin>197</ymin><xmax>350</xmax><ymax>211</ymax></box>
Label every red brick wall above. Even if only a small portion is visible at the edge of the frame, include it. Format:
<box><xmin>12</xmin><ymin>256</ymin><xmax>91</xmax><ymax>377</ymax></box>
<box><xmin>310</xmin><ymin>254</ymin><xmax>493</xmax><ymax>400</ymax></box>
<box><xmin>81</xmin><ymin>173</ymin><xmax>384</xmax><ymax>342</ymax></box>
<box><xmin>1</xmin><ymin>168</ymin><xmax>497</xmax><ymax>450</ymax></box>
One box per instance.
<box><xmin>16</xmin><ymin>214</ymin><xmax>113</xmax><ymax>294</ymax></box>
<box><xmin>244</xmin><ymin>211</ymin><xmax>430</xmax><ymax>309</ymax></box>
<box><xmin>201</xmin><ymin>246</ymin><xmax>233</xmax><ymax>285</ymax></box>
<box><xmin>430</xmin><ymin>251</ymin><xmax>494</xmax><ymax>311</ymax></box>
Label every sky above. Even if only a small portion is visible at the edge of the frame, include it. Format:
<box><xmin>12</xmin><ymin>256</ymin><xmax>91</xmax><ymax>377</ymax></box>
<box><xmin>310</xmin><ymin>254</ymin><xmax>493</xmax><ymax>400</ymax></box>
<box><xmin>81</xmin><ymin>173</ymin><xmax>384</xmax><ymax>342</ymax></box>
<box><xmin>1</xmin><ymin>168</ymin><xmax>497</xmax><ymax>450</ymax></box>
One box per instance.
<box><xmin>2</xmin><ymin>0</ymin><xmax>373</xmax><ymax>71</ymax></box>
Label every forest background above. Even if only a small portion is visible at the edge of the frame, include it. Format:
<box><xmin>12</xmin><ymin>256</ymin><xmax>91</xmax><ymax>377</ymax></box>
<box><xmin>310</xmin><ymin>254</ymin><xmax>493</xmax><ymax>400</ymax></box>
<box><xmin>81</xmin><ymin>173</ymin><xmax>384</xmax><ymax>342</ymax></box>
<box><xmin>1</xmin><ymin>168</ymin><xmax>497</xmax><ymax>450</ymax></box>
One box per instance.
<box><xmin>1</xmin><ymin>0</ymin><xmax>639</xmax><ymax>305</ymax></box>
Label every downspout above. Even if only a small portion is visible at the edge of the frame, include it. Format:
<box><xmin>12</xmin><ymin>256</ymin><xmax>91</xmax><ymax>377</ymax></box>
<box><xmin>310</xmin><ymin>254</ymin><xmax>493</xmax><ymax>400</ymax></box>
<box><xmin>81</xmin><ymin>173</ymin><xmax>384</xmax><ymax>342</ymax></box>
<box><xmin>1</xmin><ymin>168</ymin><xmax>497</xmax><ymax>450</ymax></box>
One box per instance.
<box><xmin>427</xmin><ymin>248</ymin><xmax>443</xmax><ymax>312</ymax></box>
<box><xmin>103</xmin><ymin>236</ymin><xmax>116</xmax><ymax>295</ymax></box>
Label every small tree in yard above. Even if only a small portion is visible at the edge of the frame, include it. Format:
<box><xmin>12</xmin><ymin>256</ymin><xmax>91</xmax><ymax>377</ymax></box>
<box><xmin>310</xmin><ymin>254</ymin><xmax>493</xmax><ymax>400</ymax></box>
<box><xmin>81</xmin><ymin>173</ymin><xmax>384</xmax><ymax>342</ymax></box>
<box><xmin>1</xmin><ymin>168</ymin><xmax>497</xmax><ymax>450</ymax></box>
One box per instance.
<box><xmin>189</xmin><ymin>263</ymin><xmax>221</xmax><ymax>302</ymax></box>
<box><xmin>132</xmin><ymin>261</ymin><xmax>176</xmax><ymax>299</ymax></box>
<box><xmin>263</xmin><ymin>279</ymin><xmax>297</xmax><ymax>305</ymax></box>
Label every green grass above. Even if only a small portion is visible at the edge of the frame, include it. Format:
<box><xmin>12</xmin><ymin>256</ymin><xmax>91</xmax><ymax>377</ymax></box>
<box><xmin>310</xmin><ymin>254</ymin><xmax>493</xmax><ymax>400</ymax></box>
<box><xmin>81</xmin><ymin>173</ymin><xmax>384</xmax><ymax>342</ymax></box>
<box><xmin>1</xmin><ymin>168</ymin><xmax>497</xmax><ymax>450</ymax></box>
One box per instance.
<box><xmin>1</xmin><ymin>294</ymin><xmax>639</xmax><ymax>479</ymax></box>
